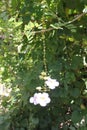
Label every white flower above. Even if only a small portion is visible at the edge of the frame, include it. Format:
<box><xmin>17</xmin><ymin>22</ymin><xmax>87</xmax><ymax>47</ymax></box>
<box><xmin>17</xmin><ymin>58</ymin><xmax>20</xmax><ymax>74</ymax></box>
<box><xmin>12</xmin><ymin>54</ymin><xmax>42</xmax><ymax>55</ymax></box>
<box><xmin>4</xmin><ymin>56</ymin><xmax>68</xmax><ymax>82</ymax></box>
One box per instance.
<box><xmin>83</xmin><ymin>7</ymin><xmax>87</xmax><ymax>13</ymax></box>
<box><xmin>45</xmin><ymin>77</ymin><xmax>59</xmax><ymax>89</ymax></box>
<box><xmin>29</xmin><ymin>93</ymin><xmax>39</xmax><ymax>105</ymax></box>
<box><xmin>29</xmin><ymin>92</ymin><xmax>51</xmax><ymax>107</ymax></box>
<box><xmin>37</xmin><ymin>92</ymin><xmax>51</xmax><ymax>107</ymax></box>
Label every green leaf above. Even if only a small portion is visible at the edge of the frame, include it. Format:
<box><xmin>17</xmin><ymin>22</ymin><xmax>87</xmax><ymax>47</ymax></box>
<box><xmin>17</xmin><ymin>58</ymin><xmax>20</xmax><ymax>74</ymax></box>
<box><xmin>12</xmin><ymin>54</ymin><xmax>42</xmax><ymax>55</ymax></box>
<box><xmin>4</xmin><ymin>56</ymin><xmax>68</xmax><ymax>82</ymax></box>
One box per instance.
<box><xmin>20</xmin><ymin>128</ymin><xmax>25</xmax><ymax>130</ymax></box>
<box><xmin>51</xmin><ymin>126</ymin><xmax>58</xmax><ymax>130</ymax></box>
<box><xmin>71</xmin><ymin>56</ymin><xmax>83</xmax><ymax>70</ymax></box>
<box><xmin>32</xmin><ymin>117</ymin><xmax>39</xmax><ymax>125</ymax></box>
<box><xmin>71</xmin><ymin>111</ymin><xmax>83</xmax><ymax>123</ymax></box>
<box><xmin>65</xmin><ymin>71</ymin><xmax>76</xmax><ymax>83</ymax></box>
<box><xmin>79</xmin><ymin>126</ymin><xmax>87</xmax><ymax>130</ymax></box>
<box><xmin>70</xmin><ymin>88</ymin><xmax>80</xmax><ymax>98</ymax></box>
<box><xmin>69</xmin><ymin>126</ymin><xmax>76</xmax><ymax>130</ymax></box>
<box><xmin>50</xmin><ymin>23</ymin><xmax>64</xmax><ymax>29</ymax></box>
<box><xmin>0</xmin><ymin>122</ymin><xmax>10</xmax><ymax>130</ymax></box>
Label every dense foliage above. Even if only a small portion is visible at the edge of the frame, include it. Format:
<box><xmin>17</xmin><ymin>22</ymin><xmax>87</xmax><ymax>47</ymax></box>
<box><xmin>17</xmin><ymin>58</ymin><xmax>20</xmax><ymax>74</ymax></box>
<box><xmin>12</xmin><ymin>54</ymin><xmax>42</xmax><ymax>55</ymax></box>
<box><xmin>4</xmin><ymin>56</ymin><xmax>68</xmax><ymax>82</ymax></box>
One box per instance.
<box><xmin>0</xmin><ymin>0</ymin><xmax>87</xmax><ymax>130</ymax></box>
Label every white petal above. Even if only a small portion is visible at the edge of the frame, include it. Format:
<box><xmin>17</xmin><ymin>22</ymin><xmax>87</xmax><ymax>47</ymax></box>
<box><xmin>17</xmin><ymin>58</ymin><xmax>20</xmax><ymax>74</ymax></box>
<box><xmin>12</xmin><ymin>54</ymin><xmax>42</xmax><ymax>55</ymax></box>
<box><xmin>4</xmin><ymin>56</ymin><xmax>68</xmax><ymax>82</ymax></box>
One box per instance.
<box><xmin>39</xmin><ymin>102</ymin><xmax>47</xmax><ymax>107</ymax></box>
<box><xmin>29</xmin><ymin>97</ymin><xmax>34</xmax><ymax>103</ymax></box>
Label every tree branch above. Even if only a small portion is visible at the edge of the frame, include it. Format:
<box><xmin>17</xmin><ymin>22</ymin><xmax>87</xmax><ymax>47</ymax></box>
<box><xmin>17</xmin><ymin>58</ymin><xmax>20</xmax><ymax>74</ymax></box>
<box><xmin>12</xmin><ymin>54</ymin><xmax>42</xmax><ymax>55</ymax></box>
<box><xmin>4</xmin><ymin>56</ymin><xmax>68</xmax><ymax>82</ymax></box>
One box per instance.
<box><xmin>67</xmin><ymin>12</ymin><xmax>86</xmax><ymax>24</ymax></box>
<box><xmin>0</xmin><ymin>12</ymin><xmax>86</xmax><ymax>38</ymax></box>
<box><xmin>33</xmin><ymin>12</ymin><xmax>87</xmax><ymax>34</ymax></box>
<box><xmin>32</xmin><ymin>27</ymin><xmax>54</xmax><ymax>34</ymax></box>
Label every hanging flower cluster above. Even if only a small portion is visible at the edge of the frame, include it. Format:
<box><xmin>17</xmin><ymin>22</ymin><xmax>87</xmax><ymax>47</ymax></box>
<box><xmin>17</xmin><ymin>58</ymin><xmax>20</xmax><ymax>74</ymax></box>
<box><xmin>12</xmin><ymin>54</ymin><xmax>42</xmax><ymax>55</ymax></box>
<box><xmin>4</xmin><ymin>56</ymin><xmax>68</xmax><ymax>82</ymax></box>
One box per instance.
<box><xmin>29</xmin><ymin>73</ymin><xmax>59</xmax><ymax>107</ymax></box>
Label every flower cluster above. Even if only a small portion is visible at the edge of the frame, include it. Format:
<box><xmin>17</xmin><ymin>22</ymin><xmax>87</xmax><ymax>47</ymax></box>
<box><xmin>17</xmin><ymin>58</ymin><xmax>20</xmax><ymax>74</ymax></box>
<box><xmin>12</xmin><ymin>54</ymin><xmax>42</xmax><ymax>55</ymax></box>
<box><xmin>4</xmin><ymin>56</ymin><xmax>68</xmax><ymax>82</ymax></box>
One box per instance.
<box><xmin>30</xmin><ymin>92</ymin><xmax>51</xmax><ymax>107</ymax></box>
<box><xmin>29</xmin><ymin>76</ymin><xmax>59</xmax><ymax>107</ymax></box>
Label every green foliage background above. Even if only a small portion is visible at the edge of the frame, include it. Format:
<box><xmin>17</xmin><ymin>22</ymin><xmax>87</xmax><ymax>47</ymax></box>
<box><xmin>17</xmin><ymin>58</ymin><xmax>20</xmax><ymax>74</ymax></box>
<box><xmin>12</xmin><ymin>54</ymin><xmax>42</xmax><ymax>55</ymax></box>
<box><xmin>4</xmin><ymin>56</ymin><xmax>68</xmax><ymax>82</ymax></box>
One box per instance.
<box><xmin>0</xmin><ymin>0</ymin><xmax>87</xmax><ymax>130</ymax></box>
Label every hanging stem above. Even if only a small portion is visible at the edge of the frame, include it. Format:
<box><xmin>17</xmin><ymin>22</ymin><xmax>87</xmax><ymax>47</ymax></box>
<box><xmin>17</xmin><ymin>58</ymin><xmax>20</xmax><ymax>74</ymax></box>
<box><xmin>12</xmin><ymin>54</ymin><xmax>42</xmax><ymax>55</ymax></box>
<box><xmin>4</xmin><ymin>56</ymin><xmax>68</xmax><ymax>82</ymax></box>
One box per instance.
<box><xmin>43</xmin><ymin>41</ymin><xmax>48</xmax><ymax>74</ymax></box>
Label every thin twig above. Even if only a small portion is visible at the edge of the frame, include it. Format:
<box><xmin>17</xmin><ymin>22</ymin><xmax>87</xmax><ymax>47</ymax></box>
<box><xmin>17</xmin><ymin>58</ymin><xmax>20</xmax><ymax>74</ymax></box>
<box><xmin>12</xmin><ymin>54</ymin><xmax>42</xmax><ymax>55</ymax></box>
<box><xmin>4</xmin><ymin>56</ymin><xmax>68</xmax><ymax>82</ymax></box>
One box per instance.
<box><xmin>67</xmin><ymin>12</ymin><xmax>86</xmax><ymax>24</ymax></box>
<box><xmin>32</xmin><ymin>27</ymin><xmax>54</xmax><ymax>34</ymax></box>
